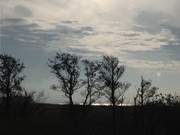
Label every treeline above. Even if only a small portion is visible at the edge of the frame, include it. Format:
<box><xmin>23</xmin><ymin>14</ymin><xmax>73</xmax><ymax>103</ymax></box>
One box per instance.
<box><xmin>0</xmin><ymin>52</ymin><xmax>180</xmax><ymax>114</ymax></box>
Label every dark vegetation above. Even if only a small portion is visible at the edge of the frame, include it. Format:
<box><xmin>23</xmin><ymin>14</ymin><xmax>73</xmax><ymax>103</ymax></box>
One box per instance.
<box><xmin>1</xmin><ymin>105</ymin><xmax>180</xmax><ymax>135</ymax></box>
<box><xmin>0</xmin><ymin>53</ymin><xmax>180</xmax><ymax>135</ymax></box>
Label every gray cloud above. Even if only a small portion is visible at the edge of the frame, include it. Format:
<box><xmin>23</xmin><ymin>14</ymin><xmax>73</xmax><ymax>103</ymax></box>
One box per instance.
<box><xmin>14</xmin><ymin>5</ymin><xmax>32</xmax><ymax>17</ymax></box>
<box><xmin>122</xmin><ymin>32</ymin><xmax>141</xmax><ymax>37</ymax></box>
<box><xmin>163</xmin><ymin>25</ymin><xmax>180</xmax><ymax>43</ymax></box>
<box><xmin>162</xmin><ymin>45</ymin><xmax>180</xmax><ymax>60</ymax></box>
<box><xmin>61</xmin><ymin>20</ymin><xmax>78</xmax><ymax>24</ymax></box>
<box><xmin>135</xmin><ymin>10</ymin><xmax>180</xmax><ymax>42</ymax></box>
<box><xmin>0</xmin><ymin>18</ymin><xmax>95</xmax><ymax>50</ymax></box>
<box><xmin>131</xmin><ymin>10</ymin><xmax>180</xmax><ymax>63</ymax></box>
<box><xmin>134</xmin><ymin>11</ymin><xmax>167</xmax><ymax>34</ymax></box>
<box><xmin>0</xmin><ymin>18</ymin><xmax>57</xmax><ymax>48</ymax></box>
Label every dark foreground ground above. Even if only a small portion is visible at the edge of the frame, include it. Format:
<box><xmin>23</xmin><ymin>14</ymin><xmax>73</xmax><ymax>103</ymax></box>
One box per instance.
<box><xmin>0</xmin><ymin>104</ymin><xmax>180</xmax><ymax>135</ymax></box>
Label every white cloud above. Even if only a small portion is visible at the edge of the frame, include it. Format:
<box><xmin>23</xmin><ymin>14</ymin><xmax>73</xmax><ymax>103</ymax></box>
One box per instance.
<box><xmin>1</xmin><ymin>0</ymin><xmax>180</xmax><ymax>28</ymax></box>
<box><xmin>1</xmin><ymin>0</ymin><xmax>180</xmax><ymax>72</ymax></box>
<box><xmin>123</xmin><ymin>59</ymin><xmax>180</xmax><ymax>72</ymax></box>
<box><xmin>78</xmin><ymin>29</ymin><xmax>175</xmax><ymax>54</ymax></box>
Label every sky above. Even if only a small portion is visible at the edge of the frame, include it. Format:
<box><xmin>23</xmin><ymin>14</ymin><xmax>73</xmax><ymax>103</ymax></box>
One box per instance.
<box><xmin>0</xmin><ymin>0</ymin><xmax>180</xmax><ymax>104</ymax></box>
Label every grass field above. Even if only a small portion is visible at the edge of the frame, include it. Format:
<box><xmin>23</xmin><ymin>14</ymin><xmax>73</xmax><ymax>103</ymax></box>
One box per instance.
<box><xmin>0</xmin><ymin>104</ymin><xmax>180</xmax><ymax>135</ymax></box>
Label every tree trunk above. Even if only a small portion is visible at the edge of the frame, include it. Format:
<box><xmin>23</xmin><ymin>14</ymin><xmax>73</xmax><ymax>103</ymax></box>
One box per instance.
<box><xmin>83</xmin><ymin>92</ymin><xmax>89</xmax><ymax>106</ymax></box>
<box><xmin>5</xmin><ymin>92</ymin><xmax>10</xmax><ymax>113</ymax></box>
<box><xmin>89</xmin><ymin>94</ymin><xmax>92</xmax><ymax>106</ymax></box>
<box><xmin>111</xmin><ymin>89</ymin><xmax>116</xmax><ymax>135</ymax></box>
<box><xmin>69</xmin><ymin>95</ymin><xmax>73</xmax><ymax>105</ymax></box>
<box><xmin>112</xmin><ymin>105</ymin><xmax>116</xmax><ymax>135</ymax></box>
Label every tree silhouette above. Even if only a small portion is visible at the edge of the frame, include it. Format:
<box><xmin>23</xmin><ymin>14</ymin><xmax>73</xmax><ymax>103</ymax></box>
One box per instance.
<box><xmin>11</xmin><ymin>88</ymin><xmax>36</xmax><ymax>114</ymax></box>
<box><xmin>134</xmin><ymin>76</ymin><xmax>158</xmax><ymax>107</ymax></box>
<box><xmin>81</xmin><ymin>59</ymin><xmax>101</xmax><ymax>106</ymax></box>
<box><xmin>98</xmin><ymin>56</ymin><xmax>130</xmax><ymax>135</ymax></box>
<box><xmin>99</xmin><ymin>56</ymin><xmax>130</xmax><ymax>107</ymax></box>
<box><xmin>150</xmin><ymin>93</ymin><xmax>180</xmax><ymax>106</ymax></box>
<box><xmin>0</xmin><ymin>54</ymin><xmax>25</xmax><ymax>111</ymax></box>
<box><xmin>48</xmin><ymin>52</ymin><xmax>82</xmax><ymax>105</ymax></box>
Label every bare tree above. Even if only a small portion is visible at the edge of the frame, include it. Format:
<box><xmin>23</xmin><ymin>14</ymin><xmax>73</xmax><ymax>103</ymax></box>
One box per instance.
<box><xmin>0</xmin><ymin>54</ymin><xmax>25</xmax><ymax>111</ymax></box>
<box><xmin>134</xmin><ymin>76</ymin><xmax>158</xmax><ymax>107</ymax></box>
<box><xmin>48</xmin><ymin>52</ymin><xmax>82</xmax><ymax>105</ymax></box>
<box><xmin>99</xmin><ymin>56</ymin><xmax>130</xmax><ymax>135</ymax></box>
<box><xmin>99</xmin><ymin>56</ymin><xmax>130</xmax><ymax>107</ymax></box>
<box><xmin>81</xmin><ymin>59</ymin><xmax>101</xmax><ymax>106</ymax></box>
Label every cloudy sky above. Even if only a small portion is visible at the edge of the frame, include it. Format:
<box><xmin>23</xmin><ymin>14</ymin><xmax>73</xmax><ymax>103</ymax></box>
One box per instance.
<box><xmin>0</xmin><ymin>0</ymin><xmax>180</xmax><ymax>103</ymax></box>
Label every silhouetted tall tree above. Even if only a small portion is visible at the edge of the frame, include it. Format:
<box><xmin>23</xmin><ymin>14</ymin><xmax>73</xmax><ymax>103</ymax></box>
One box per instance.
<box><xmin>81</xmin><ymin>59</ymin><xmax>101</xmax><ymax>106</ymax></box>
<box><xmin>0</xmin><ymin>54</ymin><xmax>25</xmax><ymax>111</ymax></box>
<box><xmin>48</xmin><ymin>52</ymin><xmax>82</xmax><ymax>105</ymax></box>
<box><xmin>99</xmin><ymin>56</ymin><xmax>130</xmax><ymax>135</ymax></box>
<box><xmin>134</xmin><ymin>76</ymin><xmax>158</xmax><ymax>107</ymax></box>
<box><xmin>99</xmin><ymin>56</ymin><xmax>130</xmax><ymax>107</ymax></box>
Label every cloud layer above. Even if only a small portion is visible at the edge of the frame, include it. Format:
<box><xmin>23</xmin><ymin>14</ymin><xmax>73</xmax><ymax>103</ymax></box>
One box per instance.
<box><xmin>1</xmin><ymin>0</ymin><xmax>180</xmax><ymax>101</ymax></box>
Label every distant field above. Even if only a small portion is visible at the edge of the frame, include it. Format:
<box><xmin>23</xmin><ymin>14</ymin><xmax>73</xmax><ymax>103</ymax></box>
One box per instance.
<box><xmin>0</xmin><ymin>104</ymin><xmax>180</xmax><ymax>135</ymax></box>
